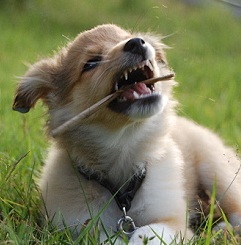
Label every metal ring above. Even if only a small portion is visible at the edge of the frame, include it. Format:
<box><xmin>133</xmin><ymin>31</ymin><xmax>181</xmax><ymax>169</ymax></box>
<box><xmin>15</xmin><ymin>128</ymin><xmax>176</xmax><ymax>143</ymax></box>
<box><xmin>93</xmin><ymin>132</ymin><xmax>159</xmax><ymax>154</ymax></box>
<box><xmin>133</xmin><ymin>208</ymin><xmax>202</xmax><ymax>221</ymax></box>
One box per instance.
<box><xmin>117</xmin><ymin>215</ymin><xmax>137</xmax><ymax>236</ymax></box>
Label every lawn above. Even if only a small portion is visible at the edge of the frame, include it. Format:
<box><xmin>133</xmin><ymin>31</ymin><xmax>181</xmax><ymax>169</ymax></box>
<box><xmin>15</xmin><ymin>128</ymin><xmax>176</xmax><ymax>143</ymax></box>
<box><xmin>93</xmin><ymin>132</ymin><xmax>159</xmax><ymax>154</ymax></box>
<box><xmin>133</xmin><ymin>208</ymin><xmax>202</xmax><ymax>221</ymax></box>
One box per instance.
<box><xmin>0</xmin><ymin>0</ymin><xmax>240</xmax><ymax>244</ymax></box>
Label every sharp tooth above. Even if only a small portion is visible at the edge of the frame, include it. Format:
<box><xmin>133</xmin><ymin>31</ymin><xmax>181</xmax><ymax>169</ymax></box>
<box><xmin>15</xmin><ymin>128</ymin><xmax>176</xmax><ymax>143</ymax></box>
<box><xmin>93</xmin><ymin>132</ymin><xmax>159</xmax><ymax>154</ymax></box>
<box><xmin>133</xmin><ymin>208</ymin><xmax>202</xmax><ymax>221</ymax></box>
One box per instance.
<box><xmin>141</xmin><ymin>61</ymin><xmax>146</xmax><ymax>68</ymax></box>
<box><xmin>133</xmin><ymin>66</ymin><xmax>137</xmax><ymax>70</ymax></box>
<box><xmin>119</xmin><ymin>96</ymin><xmax>127</xmax><ymax>102</ymax></box>
<box><xmin>145</xmin><ymin>60</ymin><xmax>149</xmax><ymax>67</ymax></box>
<box><xmin>139</xmin><ymin>94</ymin><xmax>148</xmax><ymax>98</ymax></box>
<box><xmin>124</xmin><ymin>71</ymin><xmax>128</xmax><ymax>80</ymax></box>
<box><xmin>138</xmin><ymin>61</ymin><xmax>144</xmax><ymax>69</ymax></box>
<box><xmin>147</xmin><ymin>60</ymin><xmax>154</xmax><ymax>71</ymax></box>
<box><xmin>133</xmin><ymin>91</ymin><xmax>140</xmax><ymax>99</ymax></box>
<box><xmin>129</xmin><ymin>68</ymin><xmax>133</xmax><ymax>73</ymax></box>
<box><xmin>115</xmin><ymin>82</ymin><xmax>118</xmax><ymax>91</ymax></box>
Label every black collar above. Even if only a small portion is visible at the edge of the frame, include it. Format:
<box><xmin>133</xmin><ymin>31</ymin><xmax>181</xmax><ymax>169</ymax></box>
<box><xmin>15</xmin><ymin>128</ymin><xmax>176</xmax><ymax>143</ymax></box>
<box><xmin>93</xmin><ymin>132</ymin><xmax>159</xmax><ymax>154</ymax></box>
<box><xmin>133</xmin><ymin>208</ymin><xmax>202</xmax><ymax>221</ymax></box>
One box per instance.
<box><xmin>78</xmin><ymin>166</ymin><xmax>146</xmax><ymax>212</ymax></box>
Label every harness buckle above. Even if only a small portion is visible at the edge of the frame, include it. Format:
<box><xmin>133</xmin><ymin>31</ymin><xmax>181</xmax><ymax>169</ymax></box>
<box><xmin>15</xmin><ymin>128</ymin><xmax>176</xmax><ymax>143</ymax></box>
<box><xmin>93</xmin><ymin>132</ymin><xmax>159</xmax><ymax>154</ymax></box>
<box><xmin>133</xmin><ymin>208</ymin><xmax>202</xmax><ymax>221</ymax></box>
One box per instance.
<box><xmin>117</xmin><ymin>207</ymin><xmax>138</xmax><ymax>238</ymax></box>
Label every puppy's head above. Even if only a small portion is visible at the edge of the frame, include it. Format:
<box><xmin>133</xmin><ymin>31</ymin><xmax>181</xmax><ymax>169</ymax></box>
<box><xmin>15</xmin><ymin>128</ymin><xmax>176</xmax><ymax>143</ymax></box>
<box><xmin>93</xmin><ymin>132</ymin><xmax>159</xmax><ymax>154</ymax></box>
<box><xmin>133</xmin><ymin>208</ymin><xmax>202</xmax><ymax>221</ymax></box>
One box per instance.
<box><xmin>13</xmin><ymin>24</ymin><xmax>174</xmax><ymax>132</ymax></box>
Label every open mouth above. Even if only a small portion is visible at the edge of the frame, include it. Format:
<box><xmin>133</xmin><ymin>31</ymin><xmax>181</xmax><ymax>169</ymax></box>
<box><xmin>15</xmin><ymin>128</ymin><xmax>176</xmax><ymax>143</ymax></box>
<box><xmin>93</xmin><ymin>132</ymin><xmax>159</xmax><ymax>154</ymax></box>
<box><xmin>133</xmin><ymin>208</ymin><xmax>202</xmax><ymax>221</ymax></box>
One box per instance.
<box><xmin>108</xmin><ymin>59</ymin><xmax>161</xmax><ymax>115</ymax></box>
<box><xmin>114</xmin><ymin>59</ymin><xmax>155</xmax><ymax>101</ymax></box>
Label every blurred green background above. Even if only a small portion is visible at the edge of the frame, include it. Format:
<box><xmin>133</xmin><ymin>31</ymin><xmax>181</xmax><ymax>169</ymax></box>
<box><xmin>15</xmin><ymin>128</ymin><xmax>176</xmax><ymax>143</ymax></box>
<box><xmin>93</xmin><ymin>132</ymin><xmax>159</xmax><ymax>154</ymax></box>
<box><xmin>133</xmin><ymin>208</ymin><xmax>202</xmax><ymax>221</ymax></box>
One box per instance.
<box><xmin>0</xmin><ymin>0</ymin><xmax>241</xmax><ymax>243</ymax></box>
<box><xmin>1</xmin><ymin>0</ymin><xmax>241</xmax><ymax>177</ymax></box>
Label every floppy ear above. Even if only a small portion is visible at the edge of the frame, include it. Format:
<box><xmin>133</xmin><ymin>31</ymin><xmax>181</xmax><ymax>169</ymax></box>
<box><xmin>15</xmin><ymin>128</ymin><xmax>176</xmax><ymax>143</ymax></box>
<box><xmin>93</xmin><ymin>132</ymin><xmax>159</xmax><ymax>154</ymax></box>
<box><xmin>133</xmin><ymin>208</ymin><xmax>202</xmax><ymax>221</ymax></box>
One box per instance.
<box><xmin>13</xmin><ymin>59</ymin><xmax>57</xmax><ymax>113</ymax></box>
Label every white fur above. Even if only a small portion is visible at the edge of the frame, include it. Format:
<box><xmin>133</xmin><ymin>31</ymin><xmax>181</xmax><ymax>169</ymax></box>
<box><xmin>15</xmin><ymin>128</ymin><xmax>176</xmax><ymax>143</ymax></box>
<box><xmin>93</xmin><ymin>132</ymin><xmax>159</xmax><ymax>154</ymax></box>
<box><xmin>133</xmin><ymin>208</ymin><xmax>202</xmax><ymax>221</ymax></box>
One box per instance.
<box><xmin>129</xmin><ymin>224</ymin><xmax>179</xmax><ymax>244</ymax></box>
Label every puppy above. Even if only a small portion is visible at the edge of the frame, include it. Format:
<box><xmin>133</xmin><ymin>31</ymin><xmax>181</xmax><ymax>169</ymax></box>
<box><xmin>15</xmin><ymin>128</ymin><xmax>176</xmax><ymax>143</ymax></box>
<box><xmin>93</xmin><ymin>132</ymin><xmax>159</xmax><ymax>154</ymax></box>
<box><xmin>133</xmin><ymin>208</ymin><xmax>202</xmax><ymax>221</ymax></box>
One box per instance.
<box><xmin>13</xmin><ymin>24</ymin><xmax>241</xmax><ymax>244</ymax></box>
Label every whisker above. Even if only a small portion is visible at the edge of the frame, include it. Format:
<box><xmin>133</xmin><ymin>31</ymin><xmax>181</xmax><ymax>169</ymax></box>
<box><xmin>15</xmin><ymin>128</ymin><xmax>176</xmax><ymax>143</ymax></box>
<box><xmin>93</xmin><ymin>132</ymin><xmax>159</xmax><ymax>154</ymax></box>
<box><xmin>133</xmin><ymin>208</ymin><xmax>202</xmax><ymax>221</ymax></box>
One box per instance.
<box><xmin>62</xmin><ymin>35</ymin><xmax>72</xmax><ymax>42</ymax></box>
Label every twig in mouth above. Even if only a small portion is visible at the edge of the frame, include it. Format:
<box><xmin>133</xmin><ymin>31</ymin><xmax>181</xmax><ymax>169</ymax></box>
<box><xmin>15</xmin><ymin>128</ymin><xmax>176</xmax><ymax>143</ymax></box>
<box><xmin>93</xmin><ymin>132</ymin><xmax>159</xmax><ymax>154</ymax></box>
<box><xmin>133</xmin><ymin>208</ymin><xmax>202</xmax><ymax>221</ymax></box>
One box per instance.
<box><xmin>51</xmin><ymin>73</ymin><xmax>175</xmax><ymax>137</ymax></box>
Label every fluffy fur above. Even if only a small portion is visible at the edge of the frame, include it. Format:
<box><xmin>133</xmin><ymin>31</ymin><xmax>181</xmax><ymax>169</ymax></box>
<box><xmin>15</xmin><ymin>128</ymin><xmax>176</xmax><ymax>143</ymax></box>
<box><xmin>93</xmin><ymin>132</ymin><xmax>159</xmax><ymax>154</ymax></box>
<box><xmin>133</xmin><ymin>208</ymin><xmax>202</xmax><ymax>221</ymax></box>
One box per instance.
<box><xmin>13</xmin><ymin>24</ymin><xmax>241</xmax><ymax>244</ymax></box>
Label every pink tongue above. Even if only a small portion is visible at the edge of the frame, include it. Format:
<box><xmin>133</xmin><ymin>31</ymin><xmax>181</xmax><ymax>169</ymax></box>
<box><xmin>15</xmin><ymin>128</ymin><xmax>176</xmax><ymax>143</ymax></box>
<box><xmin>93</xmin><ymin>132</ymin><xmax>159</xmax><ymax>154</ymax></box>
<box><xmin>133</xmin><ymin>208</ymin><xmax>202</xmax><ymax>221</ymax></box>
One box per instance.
<box><xmin>121</xmin><ymin>82</ymin><xmax>150</xmax><ymax>100</ymax></box>
<box><xmin>133</xmin><ymin>82</ymin><xmax>149</xmax><ymax>94</ymax></box>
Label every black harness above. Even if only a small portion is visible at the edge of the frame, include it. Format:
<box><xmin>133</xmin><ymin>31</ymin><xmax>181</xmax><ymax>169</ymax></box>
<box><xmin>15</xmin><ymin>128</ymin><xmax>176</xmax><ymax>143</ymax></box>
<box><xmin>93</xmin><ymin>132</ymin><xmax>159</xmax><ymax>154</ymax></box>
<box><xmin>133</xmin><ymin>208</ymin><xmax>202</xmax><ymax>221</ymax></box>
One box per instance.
<box><xmin>78</xmin><ymin>166</ymin><xmax>146</xmax><ymax>212</ymax></box>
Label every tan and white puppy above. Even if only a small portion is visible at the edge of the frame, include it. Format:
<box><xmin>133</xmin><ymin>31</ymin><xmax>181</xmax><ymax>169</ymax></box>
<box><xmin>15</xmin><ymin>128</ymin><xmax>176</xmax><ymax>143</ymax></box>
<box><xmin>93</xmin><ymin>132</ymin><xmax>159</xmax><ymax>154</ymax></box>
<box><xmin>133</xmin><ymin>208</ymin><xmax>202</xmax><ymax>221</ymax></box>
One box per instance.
<box><xmin>13</xmin><ymin>24</ymin><xmax>241</xmax><ymax>244</ymax></box>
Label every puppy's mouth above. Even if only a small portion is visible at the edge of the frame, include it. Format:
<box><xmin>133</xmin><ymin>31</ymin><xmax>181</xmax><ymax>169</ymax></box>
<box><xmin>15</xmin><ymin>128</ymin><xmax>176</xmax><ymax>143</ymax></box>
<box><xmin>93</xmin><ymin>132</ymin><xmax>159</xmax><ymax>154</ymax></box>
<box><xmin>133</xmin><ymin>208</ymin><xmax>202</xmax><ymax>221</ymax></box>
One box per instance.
<box><xmin>114</xmin><ymin>59</ymin><xmax>155</xmax><ymax>100</ymax></box>
<box><xmin>108</xmin><ymin>59</ymin><xmax>161</xmax><ymax>115</ymax></box>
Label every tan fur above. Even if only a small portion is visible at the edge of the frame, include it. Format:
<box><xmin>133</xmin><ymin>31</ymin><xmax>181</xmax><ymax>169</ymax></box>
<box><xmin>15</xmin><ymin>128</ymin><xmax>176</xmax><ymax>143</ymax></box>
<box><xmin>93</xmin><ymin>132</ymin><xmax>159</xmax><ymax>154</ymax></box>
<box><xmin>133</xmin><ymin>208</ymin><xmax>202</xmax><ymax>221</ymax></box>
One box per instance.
<box><xmin>13</xmin><ymin>24</ymin><xmax>241</xmax><ymax>244</ymax></box>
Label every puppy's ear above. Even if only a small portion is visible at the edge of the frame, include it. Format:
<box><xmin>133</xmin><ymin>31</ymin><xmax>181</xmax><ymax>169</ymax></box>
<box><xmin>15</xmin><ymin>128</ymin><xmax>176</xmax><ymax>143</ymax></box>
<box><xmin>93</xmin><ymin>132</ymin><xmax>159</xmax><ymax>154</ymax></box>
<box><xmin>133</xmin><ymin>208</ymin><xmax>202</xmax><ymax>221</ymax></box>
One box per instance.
<box><xmin>13</xmin><ymin>59</ymin><xmax>56</xmax><ymax>113</ymax></box>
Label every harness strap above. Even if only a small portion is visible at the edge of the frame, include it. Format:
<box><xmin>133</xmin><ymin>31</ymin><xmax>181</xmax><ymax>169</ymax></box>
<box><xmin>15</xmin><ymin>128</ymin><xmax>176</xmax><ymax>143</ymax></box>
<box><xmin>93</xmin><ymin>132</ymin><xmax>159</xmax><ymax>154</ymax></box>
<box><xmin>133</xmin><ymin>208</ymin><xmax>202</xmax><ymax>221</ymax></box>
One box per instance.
<box><xmin>78</xmin><ymin>166</ymin><xmax>146</xmax><ymax>212</ymax></box>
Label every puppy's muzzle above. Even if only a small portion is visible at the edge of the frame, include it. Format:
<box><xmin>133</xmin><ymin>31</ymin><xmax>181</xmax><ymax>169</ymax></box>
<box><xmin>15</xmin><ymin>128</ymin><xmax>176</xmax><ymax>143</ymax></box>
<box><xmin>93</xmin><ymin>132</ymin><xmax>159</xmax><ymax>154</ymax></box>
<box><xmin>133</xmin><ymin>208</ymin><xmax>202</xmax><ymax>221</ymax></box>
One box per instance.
<box><xmin>108</xmin><ymin>38</ymin><xmax>163</xmax><ymax>117</ymax></box>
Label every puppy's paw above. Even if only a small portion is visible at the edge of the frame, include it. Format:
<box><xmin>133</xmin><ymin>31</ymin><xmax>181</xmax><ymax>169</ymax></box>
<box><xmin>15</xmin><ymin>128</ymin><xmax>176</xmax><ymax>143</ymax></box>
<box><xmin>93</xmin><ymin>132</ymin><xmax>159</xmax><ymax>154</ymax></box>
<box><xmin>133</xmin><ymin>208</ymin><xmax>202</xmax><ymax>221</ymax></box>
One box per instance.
<box><xmin>129</xmin><ymin>224</ymin><xmax>178</xmax><ymax>245</ymax></box>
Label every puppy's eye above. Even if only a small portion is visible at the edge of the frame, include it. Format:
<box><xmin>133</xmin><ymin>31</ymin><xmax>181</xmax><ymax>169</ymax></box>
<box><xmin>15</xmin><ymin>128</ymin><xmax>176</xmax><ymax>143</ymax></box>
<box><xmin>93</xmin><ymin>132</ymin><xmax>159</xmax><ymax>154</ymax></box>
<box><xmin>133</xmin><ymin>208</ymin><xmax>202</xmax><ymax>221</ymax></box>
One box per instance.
<box><xmin>82</xmin><ymin>56</ymin><xmax>102</xmax><ymax>72</ymax></box>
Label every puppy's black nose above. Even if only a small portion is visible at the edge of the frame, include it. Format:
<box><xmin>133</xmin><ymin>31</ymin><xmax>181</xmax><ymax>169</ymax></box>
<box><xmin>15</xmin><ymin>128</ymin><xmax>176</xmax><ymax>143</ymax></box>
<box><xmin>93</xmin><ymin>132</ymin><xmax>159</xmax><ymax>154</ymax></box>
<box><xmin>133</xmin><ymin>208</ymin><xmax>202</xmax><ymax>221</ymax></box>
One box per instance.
<box><xmin>123</xmin><ymin>38</ymin><xmax>146</xmax><ymax>57</ymax></box>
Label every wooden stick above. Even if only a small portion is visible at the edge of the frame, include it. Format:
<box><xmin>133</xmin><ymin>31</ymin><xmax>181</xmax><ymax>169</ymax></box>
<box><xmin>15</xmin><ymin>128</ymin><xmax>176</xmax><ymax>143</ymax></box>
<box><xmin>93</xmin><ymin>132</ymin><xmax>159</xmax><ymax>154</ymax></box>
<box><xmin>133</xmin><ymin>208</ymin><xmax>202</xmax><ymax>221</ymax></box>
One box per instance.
<box><xmin>140</xmin><ymin>73</ymin><xmax>175</xmax><ymax>85</ymax></box>
<box><xmin>51</xmin><ymin>73</ymin><xmax>174</xmax><ymax>137</ymax></box>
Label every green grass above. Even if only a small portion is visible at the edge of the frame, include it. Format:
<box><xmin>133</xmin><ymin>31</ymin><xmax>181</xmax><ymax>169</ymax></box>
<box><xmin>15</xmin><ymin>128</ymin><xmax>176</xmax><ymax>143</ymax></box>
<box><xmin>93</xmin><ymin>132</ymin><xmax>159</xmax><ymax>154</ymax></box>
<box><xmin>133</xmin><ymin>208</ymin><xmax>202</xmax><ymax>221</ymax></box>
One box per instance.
<box><xmin>0</xmin><ymin>0</ymin><xmax>241</xmax><ymax>244</ymax></box>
